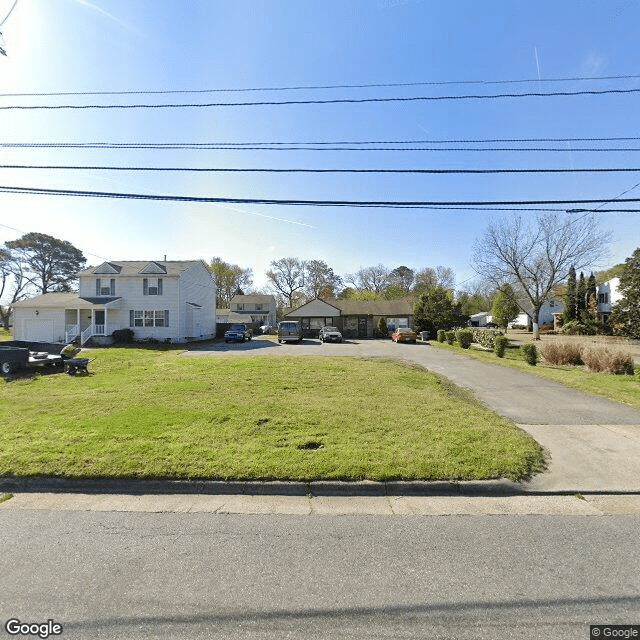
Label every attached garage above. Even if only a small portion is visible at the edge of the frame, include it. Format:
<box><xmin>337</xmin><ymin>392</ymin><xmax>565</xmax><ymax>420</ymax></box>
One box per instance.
<box><xmin>22</xmin><ymin>319</ymin><xmax>55</xmax><ymax>342</ymax></box>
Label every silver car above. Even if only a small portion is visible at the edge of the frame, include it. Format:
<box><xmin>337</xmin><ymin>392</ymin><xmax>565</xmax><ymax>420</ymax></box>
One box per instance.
<box><xmin>318</xmin><ymin>326</ymin><xmax>342</xmax><ymax>343</ymax></box>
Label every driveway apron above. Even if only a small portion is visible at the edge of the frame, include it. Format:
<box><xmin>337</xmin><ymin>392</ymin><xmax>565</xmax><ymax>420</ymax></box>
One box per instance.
<box><xmin>184</xmin><ymin>338</ymin><xmax>640</xmax><ymax>492</ymax></box>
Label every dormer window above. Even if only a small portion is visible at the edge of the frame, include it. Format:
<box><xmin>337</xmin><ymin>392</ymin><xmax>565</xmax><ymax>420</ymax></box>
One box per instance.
<box><xmin>143</xmin><ymin>278</ymin><xmax>163</xmax><ymax>296</ymax></box>
<box><xmin>96</xmin><ymin>278</ymin><xmax>115</xmax><ymax>296</ymax></box>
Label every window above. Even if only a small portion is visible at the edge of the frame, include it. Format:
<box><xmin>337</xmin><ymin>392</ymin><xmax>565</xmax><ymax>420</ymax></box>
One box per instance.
<box><xmin>255</xmin><ymin>304</ymin><xmax>263</xmax><ymax>311</ymax></box>
<box><xmin>236</xmin><ymin>303</ymin><xmax>244</xmax><ymax>311</ymax></box>
<box><xmin>143</xmin><ymin>278</ymin><xmax>163</xmax><ymax>296</ymax></box>
<box><xmin>96</xmin><ymin>278</ymin><xmax>115</xmax><ymax>296</ymax></box>
<box><xmin>549</xmin><ymin>300</ymin><xmax>555</xmax><ymax>308</ymax></box>
<box><xmin>130</xmin><ymin>310</ymin><xmax>169</xmax><ymax>327</ymax></box>
<box><xmin>598</xmin><ymin>293</ymin><xmax>609</xmax><ymax>304</ymax></box>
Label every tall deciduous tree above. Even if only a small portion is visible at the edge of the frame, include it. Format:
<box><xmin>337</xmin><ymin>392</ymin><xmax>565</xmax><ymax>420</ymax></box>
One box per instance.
<box><xmin>345</xmin><ymin>264</ymin><xmax>390</xmax><ymax>294</ymax></box>
<box><xmin>471</xmin><ymin>213</ymin><xmax>608</xmax><ymax>339</ymax></box>
<box><xmin>0</xmin><ymin>246</ymin><xmax>28</xmax><ymax>329</ymax></box>
<box><xmin>266</xmin><ymin>257</ymin><xmax>307</xmax><ymax>308</ymax></box>
<box><xmin>304</xmin><ymin>259</ymin><xmax>342</xmax><ymax>299</ymax></box>
<box><xmin>387</xmin><ymin>265</ymin><xmax>415</xmax><ymax>295</ymax></box>
<box><xmin>210</xmin><ymin>257</ymin><xmax>254</xmax><ymax>308</ymax></box>
<box><xmin>610</xmin><ymin>247</ymin><xmax>640</xmax><ymax>339</ymax></box>
<box><xmin>5</xmin><ymin>232</ymin><xmax>86</xmax><ymax>294</ymax></box>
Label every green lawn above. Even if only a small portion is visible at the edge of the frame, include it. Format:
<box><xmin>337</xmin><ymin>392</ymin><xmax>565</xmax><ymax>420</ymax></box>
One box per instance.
<box><xmin>0</xmin><ymin>347</ymin><xmax>543</xmax><ymax>482</ymax></box>
<box><xmin>0</xmin><ymin>328</ymin><xmax>11</xmax><ymax>341</ymax></box>
<box><xmin>431</xmin><ymin>339</ymin><xmax>640</xmax><ymax>410</ymax></box>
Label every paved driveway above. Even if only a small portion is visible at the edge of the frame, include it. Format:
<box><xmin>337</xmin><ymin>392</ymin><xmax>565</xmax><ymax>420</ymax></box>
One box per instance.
<box><xmin>184</xmin><ymin>337</ymin><xmax>640</xmax><ymax>492</ymax></box>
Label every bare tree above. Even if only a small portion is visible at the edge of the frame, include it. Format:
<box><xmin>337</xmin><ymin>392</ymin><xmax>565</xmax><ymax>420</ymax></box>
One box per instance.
<box><xmin>0</xmin><ymin>247</ymin><xmax>28</xmax><ymax>330</ymax></box>
<box><xmin>472</xmin><ymin>212</ymin><xmax>609</xmax><ymax>339</ymax></box>
<box><xmin>210</xmin><ymin>257</ymin><xmax>254</xmax><ymax>308</ymax></box>
<box><xmin>414</xmin><ymin>266</ymin><xmax>455</xmax><ymax>293</ymax></box>
<box><xmin>304</xmin><ymin>259</ymin><xmax>342</xmax><ymax>300</ymax></box>
<box><xmin>266</xmin><ymin>257</ymin><xmax>307</xmax><ymax>308</ymax></box>
<box><xmin>345</xmin><ymin>264</ymin><xmax>390</xmax><ymax>294</ymax></box>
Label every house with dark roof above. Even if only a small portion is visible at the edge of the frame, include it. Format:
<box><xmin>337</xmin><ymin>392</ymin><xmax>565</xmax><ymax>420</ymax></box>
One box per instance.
<box><xmin>12</xmin><ymin>260</ymin><xmax>216</xmax><ymax>344</ymax></box>
<box><xmin>282</xmin><ymin>298</ymin><xmax>415</xmax><ymax>339</ymax></box>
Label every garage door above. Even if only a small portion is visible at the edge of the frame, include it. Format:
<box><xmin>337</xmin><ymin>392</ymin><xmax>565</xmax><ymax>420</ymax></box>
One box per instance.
<box><xmin>24</xmin><ymin>319</ymin><xmax>54</xmax><ymax>342</ymax></box>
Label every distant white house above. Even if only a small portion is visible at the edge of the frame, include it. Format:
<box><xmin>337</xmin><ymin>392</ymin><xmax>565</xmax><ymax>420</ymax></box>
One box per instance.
<box><xmin>12</xmin><ymin>260</ymin><xmax>216</xmax><ymax>344</ymax></box>
<box><xmin>229</xmin><ymin>294</ymin><xmax>277</xmax><ymax>327</ymax></box>
<box><xmin>597</xmin><ymin>277</ymin><xmax>623</xmax><ymax>327</ymax></box>
<box><xmin>510</xmin><ymin>296</ymin><xmax>565</xmax><ymax>329</ymax></box>
<box><xmin>469</xmin><ymin>312</ymin><xmax>492</xmax><ymax>327</ymax></box>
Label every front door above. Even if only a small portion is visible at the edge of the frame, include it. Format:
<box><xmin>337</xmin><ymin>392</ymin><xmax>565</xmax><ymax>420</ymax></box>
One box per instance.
<box><xmin>358</xmin><ymin>317</ymin><xmax>368</xmax><ymax>338</ymax></box>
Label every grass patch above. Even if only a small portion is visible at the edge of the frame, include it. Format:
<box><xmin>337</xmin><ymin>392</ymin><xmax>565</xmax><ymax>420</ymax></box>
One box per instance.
<box><xmin>0</xmin><ymin>492</ymin><xmax>12</xmax><ymax>503</ymax></box>
<box><xmin>0</xmin><ymin>328</ymin><xmax>12</xmax><ymax>342</ymax></box>
<box><xmin>0</xmin><ymin>348</ymin><xmax>543</xmax><ymax>482</ymax></box>
<box><xmin>432</xmin><ymin>340</ymin><xmax>640</xmax><ymax>410</ymax></box>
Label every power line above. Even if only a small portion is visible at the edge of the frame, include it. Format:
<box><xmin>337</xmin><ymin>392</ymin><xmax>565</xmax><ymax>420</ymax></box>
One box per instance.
<box><xmin>2</xmin><ymin>184</ymin><xmax>640</xmax><ymax>209</ymax></box>
<box><xmin>3</xmin><ymin>136</ymin><xmax>640</xmax><ymax>147</ymax></box>
<box><xmin>1</xmin><ymin>72</ymin><xmax>640</xmax><ymax>97</ymax></box>
<box><xmin>3</xmin><ymin>87</ymin><xmax>640</xmax><ymax>110</ymax></box>
<box><xmin>4</xmin><ymin>164</ymin><xmax>640</xmax><ymax>175</ymax></box>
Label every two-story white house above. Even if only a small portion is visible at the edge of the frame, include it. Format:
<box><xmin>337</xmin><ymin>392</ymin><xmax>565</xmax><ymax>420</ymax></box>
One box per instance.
<box><xmin>12</xmin><ymin>260</ymin><xmax>216</xmax><ymax>344</ymax></box>
<box><xmin>229</xmin><ymin>294</ymin><xmax>277</xmax><ymax>327</ymax></box>
<box><xmin>597</xmin><ymin>277</ymin><xmax>623</xmax><ymax>327</ymax></box>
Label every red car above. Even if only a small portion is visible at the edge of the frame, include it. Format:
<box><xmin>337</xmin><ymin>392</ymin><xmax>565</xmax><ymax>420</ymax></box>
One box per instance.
<box><xmin>391</xmin><ymin>327</ymin><xmax>417</xmax><ymax>343</ymax></box>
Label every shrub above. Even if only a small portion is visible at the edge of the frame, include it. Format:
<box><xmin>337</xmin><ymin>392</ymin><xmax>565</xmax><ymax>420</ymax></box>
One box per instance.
<box><xmin>473</xmin><ymin>328</ymin><xmax>504</xmax><ymax>350</ymax></box>
<box><xmin>375</xmin><ymin>317</ymin><xmax>389</xmax><ymax>338</ymax></box>
<box><xmin>455</xmin><ymin>329</ymin><xmax>474</xmax><ymax>349</ymax></box>
<box><xmin>635</xmin><ymin>365</ymin><xmax>640</xmax><ymax>381</ymax></box>
<box><xmin>540</xmin><ymin>341</ymin><xmax>584</xmax><ymax>366</ymax></box>
<box><xmin>445</xmin><ymin>330</ymin><xmax>455</xmax><ymax>345</ymax></box>
<box><xmin>494</xmin><ymin>335</ymin><xmax>508</xmax><ymax>358</ymax></box>
<box><xmin>581</xmin><ymin>343</ymin><xmax>634</xmax><ymax>374</ymax></box>
<box><xmin>521</xmin><ymin>343</ymin><xmax>538</xmax><ymax>366</ymax></box>
<box><xmin>511</xmin><ymin>324</ymin><xmax>526</xmax><ymax>330</ymax></box>
<box><xmin>112</xmin><ymin>328</ymin><xmax>134</xmax><ymax>343</ymax></box>
<box><xmin>437</xmin><ymin>329</ymin><xmax>446</xmax><ymax>343</ymax></box>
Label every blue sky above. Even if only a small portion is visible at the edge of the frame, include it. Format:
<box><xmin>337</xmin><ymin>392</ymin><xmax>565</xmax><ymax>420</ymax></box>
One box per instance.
<box><xmin>1</xmin><ymin>0</ymin><xmax>639</xmax><ymax>293</ymax></box>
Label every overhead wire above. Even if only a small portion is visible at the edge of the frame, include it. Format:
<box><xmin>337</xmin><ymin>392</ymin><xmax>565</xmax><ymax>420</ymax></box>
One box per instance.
<box><xmin>2</xmin><ymin>184</ymin><xmax>640</xmax><ymax>209</ymax></box>
<box><xmin>2</xmin><ymin>87</ymin><xmax>640</xmax><ymax>110</ymax></box>
<box><xmin>1</xmin><ymin>71</ymin><xmax>640</xmax><ymax>97</ymax></box>
<box><xmin>3</xmin><ymin>164</ymin><xmax>640</xmax><ymax>174</ymax></box>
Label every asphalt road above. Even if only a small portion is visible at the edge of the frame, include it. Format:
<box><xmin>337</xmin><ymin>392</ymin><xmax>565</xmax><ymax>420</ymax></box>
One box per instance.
<box><xmin>2</xmin><ymin>509</ymin><xmax>639</xmax><ymax>639</ymax></box>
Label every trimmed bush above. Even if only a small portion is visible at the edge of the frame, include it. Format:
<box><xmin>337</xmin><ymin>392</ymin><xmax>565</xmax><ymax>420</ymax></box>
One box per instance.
<box><xmin>437</xmin><ymin>329</ymin><xmax>446</xmax><ymax>343</ymax></box>
<box><xmin>521</xmin><ymin>343</ymin><xmax>538</xmax><ymax>366</ymax></box>
<box><xmin>455</xmin><ymin>329</ymin><xmax>474</xmax><ymax>349</ymax></box>
<box><xmin>540</xmin><ymin>341</ymin><xmax>584</xmax><ymax>366</ymax></box>
<box><xmin>445</xmin><ymin>331</ymin><xmax>455</xmax><ymax>345</ymax></box>
<box><xmin>375</xmin><ymin>317</ymin><xmax>389</xmax><ymax>338</ymax></box>
<box><xmin>112</xmin><ymin>328</ymin><xmax>134</xmax><ymax>343</ymax></box>
<box><xmin>494</xmin><ymin>335</ymin><xmax>508</xmax><ymax>358</ymax></box>
<box><xmin>473</xmin><ymin>328</ymin><xmax>504</xmax><ymax>350</ymax></box>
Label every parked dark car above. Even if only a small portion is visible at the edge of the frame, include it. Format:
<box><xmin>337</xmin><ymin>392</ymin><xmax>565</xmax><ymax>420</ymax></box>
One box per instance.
<box><xmin>278</xmin><ymin>321</ymin><xmax>303</xmax><ymax>343</ymax></box>
<box><xmin>224</xmin><ymin>324</ymin><xmax>253</xmax><ymax>343</ymax></box>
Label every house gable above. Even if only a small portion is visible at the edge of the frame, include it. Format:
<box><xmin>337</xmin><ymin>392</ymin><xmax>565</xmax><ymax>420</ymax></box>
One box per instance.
<box><xmin>94</xmin><ymin>262</ymin><xmax>122</xmax><ymax>274</ymax></box>
<box><xmin>139</xmin><ymin>261</ymin><xmax>168</xmax><ymax>274</ymax></box>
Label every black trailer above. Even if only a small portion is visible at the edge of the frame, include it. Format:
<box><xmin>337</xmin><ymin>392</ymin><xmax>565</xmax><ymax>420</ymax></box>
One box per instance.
<box><xmin>0</xmin><ymin>341</ymin><xmax>66</xmax><ymax>376</ymax></box>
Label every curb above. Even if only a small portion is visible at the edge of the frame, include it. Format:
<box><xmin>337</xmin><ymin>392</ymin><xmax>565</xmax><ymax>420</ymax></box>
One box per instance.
<box><xmin>2</xmin><ymin>476</ymin><xmax>639</xmax><ymax>497</ymax></box>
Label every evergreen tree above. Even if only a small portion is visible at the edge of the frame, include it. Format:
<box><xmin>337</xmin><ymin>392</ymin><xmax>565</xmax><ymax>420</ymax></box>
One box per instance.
<box><xmin>562</xmin><ymin>266</ymin><xmax>577</xmax><ymax>323</ymax></box>
<box><xmin>610</xmin><ymin>247</ymin><xmax>640</xmax><ymax>339</ymax></box>
<box><xmin>413</xmin><ymin>287</ymin><xmax>457</xmax><ymax>335</ymax></box>
<box><xmin>577</xmin><ymin>271</ymin><xmax>587</xmax><ymax>315</ymax></box>
<box><xmin>491</xmin><ymin>284</ymin><xmax>520</xmax><ymax>332</ymax></box>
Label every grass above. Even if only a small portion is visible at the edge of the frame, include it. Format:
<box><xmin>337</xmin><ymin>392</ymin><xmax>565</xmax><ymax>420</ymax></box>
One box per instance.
<box><xmin>431</xmin><ymin>339</ymin><xmax>640</xmax><ymax>410</ymax></box>
<box><xmin>0</xmin><ymin>328</ymin><xmax>12</xmax><ymax>341</ymax></box>
<box><xmin>0</xmin><ymin>347</ymin><xmax>543</xmax><ymax>482</ymax></box>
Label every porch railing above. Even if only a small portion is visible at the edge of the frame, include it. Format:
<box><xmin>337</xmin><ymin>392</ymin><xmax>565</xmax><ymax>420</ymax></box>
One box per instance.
<box><xmin>80</xmin><ymin>324</ymin><xmax>106</xmax><ymax>346</ymax></box>
<box><xmin>65</xmin><ymin>324</ymin><xmax>79</xmax><ymax>343</ymax></box>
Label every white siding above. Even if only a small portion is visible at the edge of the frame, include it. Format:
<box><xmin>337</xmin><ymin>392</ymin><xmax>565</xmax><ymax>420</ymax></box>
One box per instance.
<box><xmin>178</xmin><ymin>263</ymin><xmax>216</xmax><ymax>341</ymax></box>
<box><xmin>13</xmin><ymin>310</ymin><xmax>66</xmax><ymax>342</ymax></box>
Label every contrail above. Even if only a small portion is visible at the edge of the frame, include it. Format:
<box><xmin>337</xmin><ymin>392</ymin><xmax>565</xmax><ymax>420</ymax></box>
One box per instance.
<box><xmin>534</xmin><ymin>47</ymin><xmax>541</xmax><ymax>80</ymax></box>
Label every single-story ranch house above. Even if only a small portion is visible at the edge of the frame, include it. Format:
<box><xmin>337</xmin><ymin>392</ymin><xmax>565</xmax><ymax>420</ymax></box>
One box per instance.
<box><xmin>12</xmin><ymin>260</ymin><xmax>216</xmax><ymax>344</ymax></box>
<box><xmin>283</xmin><ymin>298</ymin><xmax>415</xmax><ymax>339</ymax></box>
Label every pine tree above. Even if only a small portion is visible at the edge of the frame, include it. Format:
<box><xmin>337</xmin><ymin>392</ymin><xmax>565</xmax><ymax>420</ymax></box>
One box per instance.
<box><xmin>577</xmin><ymin>271</ymin><xmax>587</xmax><ymax>315</ymax></box>
<box><xmin>562</xmin><ymin>266</ymin><xmax>577</xmax><ymax>323</ymax></box>
<box><xmin>610</xmin><ymin>247</ymin><xmax>640</xmax><ymax>339</ymax></box>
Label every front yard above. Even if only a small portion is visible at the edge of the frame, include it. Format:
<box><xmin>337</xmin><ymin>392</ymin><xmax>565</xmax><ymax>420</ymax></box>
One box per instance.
<box><xmin>0</xmin><ymin>347</ymin><xmax>543</xmax><ymax>482</ymax></box>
